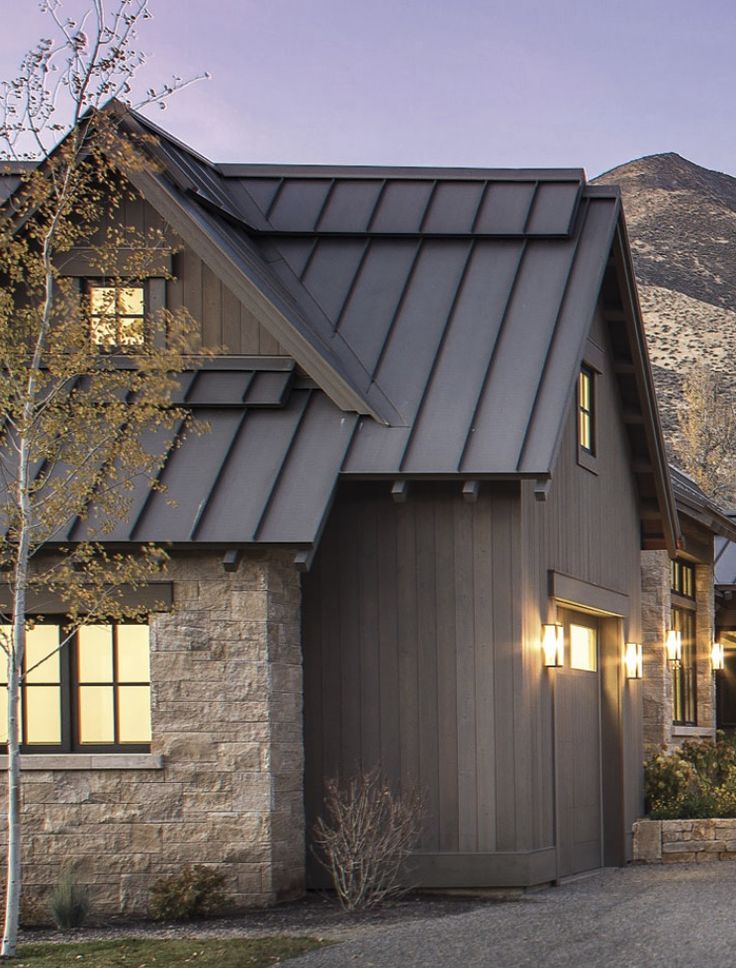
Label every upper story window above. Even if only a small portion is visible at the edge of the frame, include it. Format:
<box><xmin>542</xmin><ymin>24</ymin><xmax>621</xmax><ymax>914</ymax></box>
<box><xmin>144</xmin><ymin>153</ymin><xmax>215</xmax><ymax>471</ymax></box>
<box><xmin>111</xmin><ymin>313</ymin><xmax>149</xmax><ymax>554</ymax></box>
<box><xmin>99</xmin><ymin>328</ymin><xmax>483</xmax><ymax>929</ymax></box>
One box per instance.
<box><xmin>0</xmin><ymin>622</ymin><xmax>151</xmax><ymax>753</ymax></box>
<box><xmin>577</xmin><ymin>366</ymin><xmax>595</xmax><ymax>455</ymax></box>
<box><xmin>88</xmin><ymin>282</ymin><xmax>145</xmax><ymax>349</ymax></box>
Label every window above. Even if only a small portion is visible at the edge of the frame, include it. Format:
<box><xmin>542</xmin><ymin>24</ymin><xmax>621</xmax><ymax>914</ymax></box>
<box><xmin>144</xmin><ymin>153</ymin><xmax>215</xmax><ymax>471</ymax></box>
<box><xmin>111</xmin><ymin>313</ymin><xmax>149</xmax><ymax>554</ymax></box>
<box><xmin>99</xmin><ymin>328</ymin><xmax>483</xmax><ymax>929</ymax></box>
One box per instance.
<box><xmin>672</xmin><ymin>559</ymin><xmax>695</xmax><ymax>599</ymax></box>
<box><xmin>671</xmin><ymin>559</ymin><xmax>697</xmax><ymax>725</ymax></box>
<box><xmin>88</xmin><ymin>282</ymin><xmax>145</xmax><ymax>349</ymax></box>
<box><xmin>569</xmin><ymin>623</ymin><xmax>597</xmax><ymax>672</ymax></box>
<box><xmin>0</xmin><ymin>623</ymin><xmax>151</xmax><ymax>752</ymax></box>
<box><xmin>577</xmin><ymin>366</ymin><xmax>595</xmax><ymax>455</ymax></box>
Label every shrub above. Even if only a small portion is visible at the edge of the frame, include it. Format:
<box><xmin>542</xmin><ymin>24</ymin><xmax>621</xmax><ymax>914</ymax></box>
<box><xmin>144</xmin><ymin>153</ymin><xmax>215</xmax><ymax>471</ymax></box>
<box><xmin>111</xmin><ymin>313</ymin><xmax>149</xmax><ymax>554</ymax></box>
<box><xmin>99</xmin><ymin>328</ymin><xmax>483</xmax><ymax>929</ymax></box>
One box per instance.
<box><xmin>644</xmin><ymin>733</ymin><xmax>736</xmax><ymax>819</ymax></box>
<box><xmin>312</xmin><ymin>768</ymin><xmax>422</xmax><ymax>911</ymax></box>
<box><xmin>49</xmin><ymin>867</ymin><xmax>89</xmax><ymax>930</ymax></box>
<box><xmin>149</xmin><ymin>865</ymin><xmax>229</xmax><ymax>921</ymax></box>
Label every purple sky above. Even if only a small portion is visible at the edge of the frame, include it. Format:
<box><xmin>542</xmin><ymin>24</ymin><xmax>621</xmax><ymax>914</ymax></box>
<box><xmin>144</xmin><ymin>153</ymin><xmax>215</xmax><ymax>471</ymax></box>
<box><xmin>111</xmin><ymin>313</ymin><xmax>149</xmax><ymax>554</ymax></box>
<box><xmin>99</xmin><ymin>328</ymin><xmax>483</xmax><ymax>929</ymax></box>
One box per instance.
<box><xmin>2</xmin><ymin>0</ymin><xmax>736</xmax><ymax>179</ymax></box>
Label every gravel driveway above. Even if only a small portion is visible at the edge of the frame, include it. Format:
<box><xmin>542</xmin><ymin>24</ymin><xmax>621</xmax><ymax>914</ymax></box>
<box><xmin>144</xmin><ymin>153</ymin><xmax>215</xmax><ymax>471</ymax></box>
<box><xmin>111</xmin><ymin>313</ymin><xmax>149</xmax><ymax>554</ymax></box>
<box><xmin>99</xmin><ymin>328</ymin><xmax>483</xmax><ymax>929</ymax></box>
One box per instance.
<box><xmin>289</xmin><ymin>864</ymin><xmax>736</xmax><ymax>967</ymax></box>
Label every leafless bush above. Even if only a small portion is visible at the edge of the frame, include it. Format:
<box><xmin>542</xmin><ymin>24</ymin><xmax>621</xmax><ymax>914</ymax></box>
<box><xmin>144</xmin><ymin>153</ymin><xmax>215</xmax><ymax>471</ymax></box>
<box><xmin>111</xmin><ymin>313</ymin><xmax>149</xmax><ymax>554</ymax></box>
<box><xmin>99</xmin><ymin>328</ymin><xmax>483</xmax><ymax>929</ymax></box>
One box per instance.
<box><xmin>312</xmin><ymin>768</ymin><xmax>422</xmax><ymax>911</ymax></box>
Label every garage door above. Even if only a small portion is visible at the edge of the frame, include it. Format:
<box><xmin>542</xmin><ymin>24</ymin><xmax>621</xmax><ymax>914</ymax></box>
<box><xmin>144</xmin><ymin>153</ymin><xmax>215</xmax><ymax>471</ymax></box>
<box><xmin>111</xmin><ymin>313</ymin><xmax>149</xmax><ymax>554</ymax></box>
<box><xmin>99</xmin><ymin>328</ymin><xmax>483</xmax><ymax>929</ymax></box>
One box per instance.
<box><xmin>556</xmin><ymin>609</ymin><xmax>603</xmax><ymax>878</ymax></box>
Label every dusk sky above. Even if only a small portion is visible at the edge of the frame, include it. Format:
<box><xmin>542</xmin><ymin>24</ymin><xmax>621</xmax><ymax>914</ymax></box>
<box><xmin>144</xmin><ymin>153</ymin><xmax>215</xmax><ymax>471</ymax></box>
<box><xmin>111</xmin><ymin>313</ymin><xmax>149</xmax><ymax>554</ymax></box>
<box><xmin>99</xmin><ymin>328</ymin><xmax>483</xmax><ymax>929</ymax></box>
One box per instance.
<box><xmin>2</xmin><ymin>0</ymin><xmax>736</xmax><ymax>179</ymax></box>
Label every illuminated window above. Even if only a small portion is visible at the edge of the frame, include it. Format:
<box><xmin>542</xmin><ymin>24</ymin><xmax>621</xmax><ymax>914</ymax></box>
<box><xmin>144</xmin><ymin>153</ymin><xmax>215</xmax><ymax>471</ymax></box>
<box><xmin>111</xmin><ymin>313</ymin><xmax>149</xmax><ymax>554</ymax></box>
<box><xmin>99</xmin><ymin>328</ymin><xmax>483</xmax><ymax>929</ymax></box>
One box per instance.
<box><xmin>0</xmin><ymin>623</ymin><xmax>151</xmax><ymax>752</ymax></box>
<box><xmin>672</xmin><ymin>559</ymin><xmax>695</xmax><ymax>599</ymax></box>
<box><xmin>671</xmin><ymin>560</ymin><xmax>697</xmax><ymax>725</ymax></box>
<box><xmin>88</xmin><ymin>283</ymin><xmax>145</xmax><ymax>349</ymax></box>
<box><xmin>578</xmin><ymin>366</ymin><xmax>595</xmax><ymax>455</ymax></box>
<box><xmin>570</xmin><ymin>623</ymin><xmax>597</xmax><ymax>672</ymax></box>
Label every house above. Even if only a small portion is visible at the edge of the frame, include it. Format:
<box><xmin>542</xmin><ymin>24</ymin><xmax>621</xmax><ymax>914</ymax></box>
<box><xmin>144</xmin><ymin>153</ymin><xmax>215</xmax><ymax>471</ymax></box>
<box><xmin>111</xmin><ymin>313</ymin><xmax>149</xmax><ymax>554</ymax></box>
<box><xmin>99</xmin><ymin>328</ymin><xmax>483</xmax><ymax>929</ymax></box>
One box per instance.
<box><xmin>642</xmin><ymin>468</ymin><xmax>736</xmax><ymax>753</ymax></box>
<box><xmin>0</xmin><ymin>107</ymin><xmax>683</xmax><ymax>912</ymax></box>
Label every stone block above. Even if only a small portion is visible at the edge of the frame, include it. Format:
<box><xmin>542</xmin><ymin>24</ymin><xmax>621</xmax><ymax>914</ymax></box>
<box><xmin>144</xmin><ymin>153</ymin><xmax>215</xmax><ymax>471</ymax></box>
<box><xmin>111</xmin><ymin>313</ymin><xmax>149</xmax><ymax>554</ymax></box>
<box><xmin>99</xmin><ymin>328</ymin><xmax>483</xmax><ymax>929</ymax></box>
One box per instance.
<box><xmin>662</xmin><ymin>851</ymin><xmax>695</xmax><ymax>863</ymax></box>
<box><xmin>662</xmin><ymin>840</ymin><xmax>699</xmax><ymax>854</ymax></box>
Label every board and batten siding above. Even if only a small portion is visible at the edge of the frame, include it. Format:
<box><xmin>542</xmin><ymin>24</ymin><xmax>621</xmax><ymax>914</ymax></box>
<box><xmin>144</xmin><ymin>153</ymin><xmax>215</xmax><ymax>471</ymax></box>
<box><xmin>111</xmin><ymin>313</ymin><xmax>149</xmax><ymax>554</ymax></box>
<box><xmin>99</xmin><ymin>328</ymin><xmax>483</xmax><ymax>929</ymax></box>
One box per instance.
<box><xmin>74</xmin><ymin>191</ymin><xmax>286</xmax><ymax>355</ymax></box>
<box><xmin>302</xmin><ymin>481</ymin><xmax>524</xmax><ymax>877</ymax></box>
<box><xmin>521</xmin><ymin>305</ymin><xmax>644</xmax><ymax>861</ymax></box>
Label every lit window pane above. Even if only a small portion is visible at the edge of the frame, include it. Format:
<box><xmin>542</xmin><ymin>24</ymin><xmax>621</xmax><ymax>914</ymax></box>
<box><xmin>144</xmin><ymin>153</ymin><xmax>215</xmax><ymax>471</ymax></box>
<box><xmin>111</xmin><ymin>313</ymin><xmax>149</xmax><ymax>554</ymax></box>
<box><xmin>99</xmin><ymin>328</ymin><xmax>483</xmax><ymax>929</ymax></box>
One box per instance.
<box><xmin>0</xmin><ymin>626</ymin><xmax>11</xmax><ymax>685</ymax></box>
<box><xmin>0</xmin><ymin>688</ymin><xmax>7</xmax><ymax>743</ymax></box>
<box><xmin>570</xmin><ymin>624</ymin><xmax>597</xmax><ymax>671</ymax></box>
<box><xmin>78</xmin><ymin>626</ymin><xmax>113</xmax><ymax>682</ymax></box>
<box><xmin>24</xmin><ymin>686</ymin><xmax>61</xmax><ymax>744</ymax></box>
<box><xmin>25</xmin><ymin>626</ymin><xmax>60</xmax><ymax>684</ymax></box>
<box><xmin>118</xmin><ymin>686</ymin><xmax>151</xmax><ymax>742</ymax></box>
<box><xmin>78</xmin><ymin>686</ymin><xmax>114</xmax><ymax>743</ymax></box>
<box><xmin>118</xmin><ymin>287</ymin><xmax>144</xmax><ymax>316</ymax></box>
<box><xmin>117</xmin><ymin>626</ymin><xmax>150</xmax><ymax>682</ymax></box>
<box><xmin>89</xmin><ymin>287</ymin><xmax>116</xmax><ymax>315</ymax></box>
<box><xmin>91</xmin><ymin>315</ymin><xmax>116</xmax><ymax>347</ymax></box>
<box><xmin>119</xmin><ymin>316</ymin><xmax>145</xmax><ymax>345</ymax></box>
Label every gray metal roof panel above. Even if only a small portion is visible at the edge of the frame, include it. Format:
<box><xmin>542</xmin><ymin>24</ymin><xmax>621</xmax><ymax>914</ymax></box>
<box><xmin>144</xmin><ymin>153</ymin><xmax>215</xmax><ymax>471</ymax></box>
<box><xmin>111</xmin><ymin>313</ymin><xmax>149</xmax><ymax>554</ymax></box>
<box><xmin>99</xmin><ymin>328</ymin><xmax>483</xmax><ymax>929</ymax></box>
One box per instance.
<box><xmin>397</xmin><ymin>240</ymin><xmax>526</xmax><ymax>473</ymax></box>
<box><xmin>518</xmin><ymin>197</ymin><xmax>618</xmax><ymax>472</ymax></box>
<box><xmin>254</xmin><ymin>393</ymin><xmax>358</xmax><ymax>542</ymax></box>
<box><xmin>459</xmin><ymin>238</ymin><xmax>579</xmax><ymax>473</ymax></box>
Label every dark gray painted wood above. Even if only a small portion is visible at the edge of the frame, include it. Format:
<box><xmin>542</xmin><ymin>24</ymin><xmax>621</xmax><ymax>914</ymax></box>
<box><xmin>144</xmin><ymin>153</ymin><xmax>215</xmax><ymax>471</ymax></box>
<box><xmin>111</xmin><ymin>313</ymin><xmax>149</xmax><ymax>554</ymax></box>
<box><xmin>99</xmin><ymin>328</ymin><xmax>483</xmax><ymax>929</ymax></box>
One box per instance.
<box><xmin>556</xmin><ymin>609</ymin><xmax>602</xmax><ymax>878</ymax></box>
<box><xmin>303</xmin><ymin>482</ymin><xmax>522</xmax><ymax>874</ymax></box>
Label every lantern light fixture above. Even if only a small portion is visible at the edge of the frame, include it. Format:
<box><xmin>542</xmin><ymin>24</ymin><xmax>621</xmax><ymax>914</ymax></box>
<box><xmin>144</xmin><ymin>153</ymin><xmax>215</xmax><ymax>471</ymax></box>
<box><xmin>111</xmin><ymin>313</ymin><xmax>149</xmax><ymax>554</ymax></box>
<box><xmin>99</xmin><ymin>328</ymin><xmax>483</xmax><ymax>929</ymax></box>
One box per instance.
<box><xmin>542</xmin><ymin>623</ymin><xmax>564</xmax><ymax>668</ymax></box>
<box><xmin>625</xmin><ymin>642</ymin><xmax>643</xmax><ymax>680</ymax></box>
<box><xmin>666</xmin><ymin>629</ymin><xmax>682</xmax><ymax>664</ymax></box>
<box><xmin>712</xmin><ymin>641</ymin><xmax>725</xmax><ymax>672</ymax></box>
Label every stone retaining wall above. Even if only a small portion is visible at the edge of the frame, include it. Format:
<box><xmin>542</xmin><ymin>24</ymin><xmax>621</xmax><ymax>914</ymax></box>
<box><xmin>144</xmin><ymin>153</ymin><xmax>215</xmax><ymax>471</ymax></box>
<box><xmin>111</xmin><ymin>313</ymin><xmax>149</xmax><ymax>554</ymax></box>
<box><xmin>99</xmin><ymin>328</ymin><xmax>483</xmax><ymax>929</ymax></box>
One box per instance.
<box><xmin>633</xmin><ymin>819</ymin><xmax>736</xmax><ymax>864</ymax></box>
<box><xmin>0</xmin><ymin>550</ymin><xmax>305</xmax><ymax>917</ymax></box>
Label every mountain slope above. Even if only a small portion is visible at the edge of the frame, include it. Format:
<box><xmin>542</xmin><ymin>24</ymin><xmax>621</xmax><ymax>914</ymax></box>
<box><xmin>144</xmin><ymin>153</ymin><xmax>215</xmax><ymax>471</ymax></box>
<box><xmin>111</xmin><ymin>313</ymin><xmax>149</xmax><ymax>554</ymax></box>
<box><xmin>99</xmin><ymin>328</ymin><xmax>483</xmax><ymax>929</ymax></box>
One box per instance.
<box><xmin>593</xmin><ymin>152</ymin><xmax>736</xmax><ymax>439</ymax></box>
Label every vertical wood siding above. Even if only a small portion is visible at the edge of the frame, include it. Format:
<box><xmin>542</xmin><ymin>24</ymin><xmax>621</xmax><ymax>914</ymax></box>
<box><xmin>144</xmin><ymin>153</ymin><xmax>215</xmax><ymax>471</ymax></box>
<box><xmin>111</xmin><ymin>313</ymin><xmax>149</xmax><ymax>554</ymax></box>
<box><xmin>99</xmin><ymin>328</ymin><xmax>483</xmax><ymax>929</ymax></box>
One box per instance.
<box><xmin>521</xmin><ymin>305</ymin><xmax>644</xmax><ymax>855</ymax></box>
<box><xmin>97</xmin><ymin>196</ymin><xmax>286</xmax><ymax>354</ymax></box>
<box><xmin>302</xmin><ymin>482</ymin><xmax>522</xmax><ymax>861</ymax></box>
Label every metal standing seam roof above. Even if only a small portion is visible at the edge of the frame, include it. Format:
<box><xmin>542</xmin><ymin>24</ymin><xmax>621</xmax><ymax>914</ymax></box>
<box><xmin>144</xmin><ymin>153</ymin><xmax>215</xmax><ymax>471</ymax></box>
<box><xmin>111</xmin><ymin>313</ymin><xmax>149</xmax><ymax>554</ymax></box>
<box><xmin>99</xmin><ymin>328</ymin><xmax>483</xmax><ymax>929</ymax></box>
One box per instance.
<box><xmin>0</xmin><ymin>106</ymin><xmax>678</xmax><ymax>549</ymax></box>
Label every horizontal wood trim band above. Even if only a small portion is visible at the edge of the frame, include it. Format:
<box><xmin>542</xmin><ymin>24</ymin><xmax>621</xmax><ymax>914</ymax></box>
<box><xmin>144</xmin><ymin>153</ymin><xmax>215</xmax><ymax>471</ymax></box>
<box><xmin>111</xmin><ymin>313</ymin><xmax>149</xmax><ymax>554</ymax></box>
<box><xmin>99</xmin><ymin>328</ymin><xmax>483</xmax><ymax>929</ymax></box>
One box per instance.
<box><xmin>0</xmin><ymin>582</ymin><xmax>173</xmax><ymax>614</ymax></box>
<box><xmin>549</xmin><ymin>571</ymin><xmax>629</xmax><ymax>617</ymax></box>
<box><xmin>408</xmin><ymin>848</ymin><xmax>558</xmax><ymax>888</ymax></box>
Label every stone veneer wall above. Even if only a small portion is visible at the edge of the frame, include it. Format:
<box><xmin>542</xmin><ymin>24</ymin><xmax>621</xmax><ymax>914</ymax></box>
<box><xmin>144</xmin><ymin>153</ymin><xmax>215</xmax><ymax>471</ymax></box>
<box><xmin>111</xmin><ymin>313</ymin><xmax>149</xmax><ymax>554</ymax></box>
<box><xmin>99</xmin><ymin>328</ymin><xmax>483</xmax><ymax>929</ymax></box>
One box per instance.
<box><xmin>0</xmin><ymin>550</ymin><xmax>304</xmax><ymax>916</ymax></box>
<box><xmin>634</xmin><ymin>818</ymin><xmax>736</xmax><ymax>864</ymax></box>
<box><xmin>641</xmin><ymin>550</ymin><xmax>715</xmax><ymax>755</ymax></box>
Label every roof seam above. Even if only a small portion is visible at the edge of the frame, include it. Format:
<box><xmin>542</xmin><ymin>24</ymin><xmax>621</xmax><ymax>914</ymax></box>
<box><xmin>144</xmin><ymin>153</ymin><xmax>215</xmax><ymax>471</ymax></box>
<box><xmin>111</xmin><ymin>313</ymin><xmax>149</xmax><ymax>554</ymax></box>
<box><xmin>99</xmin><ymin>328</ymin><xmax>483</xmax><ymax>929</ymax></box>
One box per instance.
<box><xmin>457</xmin><ymin>240</ymin><xmax>529</xmax><ymax>472</ymax></box>
<box><xmin>398</xmin><ymin>239</ymin><xmax>477</xmax><ymax>472</ymax></box>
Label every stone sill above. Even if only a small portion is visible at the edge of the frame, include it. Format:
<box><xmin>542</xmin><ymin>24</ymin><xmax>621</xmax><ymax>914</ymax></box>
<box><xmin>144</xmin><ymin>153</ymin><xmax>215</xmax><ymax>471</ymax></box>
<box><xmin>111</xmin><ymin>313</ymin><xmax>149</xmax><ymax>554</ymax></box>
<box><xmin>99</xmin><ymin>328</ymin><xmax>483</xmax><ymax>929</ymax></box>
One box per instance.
<box><xmin>672</xmin><ymin>726</ymin><xmax>714</xmax><ymax>738</ymax></box>
<box><xmin>0</xmin><ymin>753</ymin><xmax>164</xmax><ymax>771</ymax></box>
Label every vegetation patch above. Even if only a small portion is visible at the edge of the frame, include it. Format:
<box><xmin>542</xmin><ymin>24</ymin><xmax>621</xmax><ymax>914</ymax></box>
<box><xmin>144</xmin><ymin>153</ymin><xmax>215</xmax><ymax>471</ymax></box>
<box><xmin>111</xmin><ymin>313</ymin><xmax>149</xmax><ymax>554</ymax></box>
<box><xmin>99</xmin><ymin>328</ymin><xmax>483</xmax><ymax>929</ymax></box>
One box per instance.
<box><xmin>14</xmin><ymin>936</ymin><xmax>328</xmax><ymax>967</ymax></box>
<box><xmin>645</xmin><ymin>734</ymin><xmax>736</xmax><ymax>818</ymax></box>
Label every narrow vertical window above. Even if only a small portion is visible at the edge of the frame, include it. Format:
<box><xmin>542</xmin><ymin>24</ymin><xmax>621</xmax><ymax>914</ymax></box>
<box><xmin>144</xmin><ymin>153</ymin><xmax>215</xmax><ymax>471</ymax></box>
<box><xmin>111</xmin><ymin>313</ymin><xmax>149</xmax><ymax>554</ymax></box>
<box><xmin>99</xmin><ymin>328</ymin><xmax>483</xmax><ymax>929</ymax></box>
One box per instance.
<box><xmin>578</xmin><ymin>366</ymin><xmax>594</xmax><ymax>455</ymax></box>
<box><xmin>671</xmin><ymin>559</ymin><xmax>697</xmax><ymax>726</ymax></box>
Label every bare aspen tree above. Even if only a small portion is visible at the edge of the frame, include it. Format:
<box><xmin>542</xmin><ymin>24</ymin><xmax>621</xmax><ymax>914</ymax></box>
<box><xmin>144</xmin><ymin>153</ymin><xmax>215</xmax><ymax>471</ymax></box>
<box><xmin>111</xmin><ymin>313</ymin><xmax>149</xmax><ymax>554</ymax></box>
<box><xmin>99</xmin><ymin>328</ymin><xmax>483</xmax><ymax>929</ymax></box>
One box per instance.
<box><xmin>0</xmin><ymin>1</ymin><xmax>207</xmax><ymax>956</ymax></box>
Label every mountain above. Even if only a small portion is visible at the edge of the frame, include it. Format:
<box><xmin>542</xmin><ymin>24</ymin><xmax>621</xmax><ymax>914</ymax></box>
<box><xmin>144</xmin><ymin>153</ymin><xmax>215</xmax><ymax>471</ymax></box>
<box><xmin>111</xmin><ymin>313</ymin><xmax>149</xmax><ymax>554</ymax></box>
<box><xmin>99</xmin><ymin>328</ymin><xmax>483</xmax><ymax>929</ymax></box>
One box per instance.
<box><xmin>593</xmin><ymin>152</ymin><xmax>736</xmax><ymax>437</ymax></box>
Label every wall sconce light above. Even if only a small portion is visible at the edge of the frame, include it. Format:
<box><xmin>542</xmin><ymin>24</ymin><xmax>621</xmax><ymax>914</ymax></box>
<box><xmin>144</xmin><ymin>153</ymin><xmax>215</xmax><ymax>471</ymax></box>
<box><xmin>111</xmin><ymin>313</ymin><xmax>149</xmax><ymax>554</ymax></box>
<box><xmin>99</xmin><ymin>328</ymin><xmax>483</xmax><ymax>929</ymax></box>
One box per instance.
<box><xmin>542</xmin><ymin>623</ymin><xmax>564</xmax><ymax>668</ymax></box>
<box><xmin>625</xmin><ymin>642</ymin><xmax>643</xmax><ymax>679</ymax></box>
<box><xmin>712</xmin><ymin>641</ymin><xmax>725</xmax><ymax>672</ymax></box>
<box><xmin>666</xmin><ymin>629</ymin><xmax>682</xmax><ymax>664</ymax></box>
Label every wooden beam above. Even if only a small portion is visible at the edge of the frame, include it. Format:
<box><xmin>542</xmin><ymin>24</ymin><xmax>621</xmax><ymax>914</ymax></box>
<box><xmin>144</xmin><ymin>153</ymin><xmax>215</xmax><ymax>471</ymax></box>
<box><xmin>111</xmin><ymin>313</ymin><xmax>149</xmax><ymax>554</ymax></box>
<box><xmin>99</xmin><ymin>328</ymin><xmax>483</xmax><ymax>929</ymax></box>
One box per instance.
<box><xmin>391</xmin><ymin>480</ymin><xmax>409</xmax><ymax>503</ymax></box>
<box><xmin>462</xmin><ymin>480</ymin><xmax>480</xmax><ymax>503</ymax></box>
<box><xmin>534</xmin><ymin>479</ymin><xmax>551</xmax><ymax>502</ymax></box>
<box><xmin>294</xmin><ymin>548</ymin><xmax>316</xmax><ymax>573</ymax></box>
<box><xmin>222</xmin><ymin>549</ymin><xmax>241</xmax><ymax>573</ymax></box>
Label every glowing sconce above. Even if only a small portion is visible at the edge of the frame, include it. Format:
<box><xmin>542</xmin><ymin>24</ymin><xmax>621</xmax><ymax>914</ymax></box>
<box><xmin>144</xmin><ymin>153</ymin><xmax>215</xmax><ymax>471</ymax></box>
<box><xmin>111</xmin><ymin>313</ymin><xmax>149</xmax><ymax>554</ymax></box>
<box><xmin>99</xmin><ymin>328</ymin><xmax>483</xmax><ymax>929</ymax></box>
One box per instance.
<box><xmin>712</xmin><ymin>641</ymin><xmax>725</xmax><ymax>672</ymax></box>
<box><xmin>666</xmin><ymin>629</ymin><xmax>682</xmax><ymax>665</ymax></box>
<box><xmin>625</xmin><ymin>642</ymin><xmax>643</xmax><ymax>680</ymax></box>
<box><xmin>542</xmin><ymin>624</ymin><xmax>564</xmax><ymax>668</ymax></box>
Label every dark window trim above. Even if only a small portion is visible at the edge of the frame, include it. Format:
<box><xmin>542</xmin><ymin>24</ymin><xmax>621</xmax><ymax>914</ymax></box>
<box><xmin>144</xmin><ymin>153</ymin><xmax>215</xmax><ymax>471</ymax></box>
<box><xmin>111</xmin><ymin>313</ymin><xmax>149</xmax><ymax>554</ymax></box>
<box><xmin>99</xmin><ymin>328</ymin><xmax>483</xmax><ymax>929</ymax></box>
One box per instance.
<box><xmin>577</xmin><ymin>364</ymin><xmax>598</xmax><ymax>473</ymax></box>
<box><xmin>85</xmin><ymin>279</ymin><xmax>148</xmax><ymax>352</ymax></box>
<box><xmin>672</xmin><ymin>603</ymin><xmax>697</xmax><ymax>727</ymax></box>
<box><xmin>671</xmin><ymin>559</ymin><xmax>696</xmax><ymax>599</ymax></box>
<box><xmin>11</xmin><ymin>620</ymin><xmax>151</xmax><ymax>755</ymax></box>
